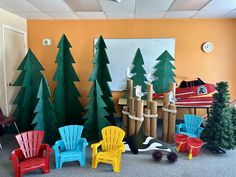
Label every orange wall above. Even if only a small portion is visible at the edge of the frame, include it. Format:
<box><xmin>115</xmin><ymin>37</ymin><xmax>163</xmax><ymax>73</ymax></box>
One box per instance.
<box><xmin>27</xmin><ymin>19</ymin><xmax>236</xmax><ymax>111</ymax></box>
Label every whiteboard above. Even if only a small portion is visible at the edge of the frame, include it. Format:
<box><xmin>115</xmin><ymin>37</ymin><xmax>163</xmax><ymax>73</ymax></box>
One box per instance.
<box><xmin>94</xmin><ymin>38</ymin><xmax>175</xmax><ymax>91</ymax></box>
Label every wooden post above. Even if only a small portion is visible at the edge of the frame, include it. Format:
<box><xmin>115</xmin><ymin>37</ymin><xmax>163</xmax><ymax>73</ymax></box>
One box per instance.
<box><xmin>128</xmin><ymin>97</ymin><xmax>135</xmax><ymax>136</ymax></box>
<box><xmin>136</xmin><ymin>99</ymin><xmax>143</xmax><ymax>134</ymax></box>
<box><xmin>147</xmin><ymin>83</ymin><xmax>153</xmax><ymax>109</ymax></box>
<box><xmin>122</xmin><ymin>106</ymin><xmax>129</xmax><ymax>137</ymax></box>
<box><xmin>144</xmin><ymin>108</ymin><xmax>151</xmax><ymax>136</ymax></box>
<box><xmin>168</xmin><ymin>104</ymin><xmax>177</xmax><ymax>144</ymax></box>
<box><xmin>169</xmin><ymin>82</ymin><xmax>176</xmax><ymax>97</ymax></box>
<box><xmin>163</xmin><ymin>93</ymin><xmax>170</xmax><ymax>142</ymax></box>
<box><xmin>150</xmin><ymin>101</ymin><xmax>157</xmax><ymax>138</ymax></box>
<box><xmin>127</xmin><ymin>79</ymin><xmax>133</xmax><ymax>98</ymax></box>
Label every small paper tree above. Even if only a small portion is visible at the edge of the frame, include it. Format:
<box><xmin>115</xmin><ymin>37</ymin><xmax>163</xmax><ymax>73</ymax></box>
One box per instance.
<box><xmin>32</xmin><ymin>75</ymin><xmax>58</xmax><ymax>145</ymax></box>
<box><xmin>13</xmin><ymin>49</ymin><xmax>44</xmax><ymax>132</ymax></box>
<box><xmin>53</xmin><ymin>34</ymin><xmax>84</xmax><ymax>127</ymax></box>
<box><xmin>131</xmin><ymin>48</ymin><xmax>147</xmax><ymax>92</ymax></box>
<box><xmin>83</xmin><ymin>80</ymin><xmax>110</xmax><ymax>142</ymax></box>
<box><xmin>152</xmin><ymin>50</ymin><xmax>176</xmax><ymax>93</ymax></box>
<box><xmin>89</xmin><ymin>35</ymin><xmax>116</xmax><ymax>125</ymax></box>
<box><xmin>201</xmin><ymin>82</ymin><xmax>235</xmax><ymax>150</ymax></box>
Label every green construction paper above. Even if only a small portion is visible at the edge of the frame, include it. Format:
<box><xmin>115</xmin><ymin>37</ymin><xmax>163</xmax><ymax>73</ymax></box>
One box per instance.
<box><xmin>131</xmin><ymin>48</ymin><xmax>147</xmax><ymax>92</ymax></box>
<box><xmin>88</xmin><ymin>35</ymin><xmax>116</xmax><ymax>124</ymax></box>
<box><xmin>201</xmin><ymin>82</ymin><xmax>235</xmax><ymax>150</ymax></box>
<box><xmin>53</xmin><ymin>34</ymin><xmax>84</xmax><ymax>126</ymax></box>
<box><xmin>83</xmin><ymin>80</ymin><xmax>110</xmax><ymax>142</ymax></box>
<box><xmin>32</xmin><ymin>75</ymin><xmax>58</xmax><ymax>145</ymax></box>
<box><xmin>12</xmin><ymin>49</ymin><xmax>44</xmax><ymax>132</ymax></box>
<box><xmin>231</xmin><ymin>108</ymin><xmax>236</xmax><ymax>145</ymax></box>
<box><xmin>152</xmin><ymin>50</ymin><xmax>176</xmax><ymax>93</ymax></box>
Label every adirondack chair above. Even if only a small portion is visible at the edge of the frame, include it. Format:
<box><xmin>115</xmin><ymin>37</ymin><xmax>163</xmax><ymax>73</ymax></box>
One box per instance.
<box><xmin>176</xmin><ymin>114</ymin><xmax>204</xmax><ymax>138</ymax></box>
<box><xmin>9</xmin><ymin>131</ymin><xmax>52</xmax><ymax>177</ymax></box>
<box><xmin>53</xmin><ymin>125</ymin><xmax>88</xmax><ymax>169</ymax></box>
<box><xmin>91</xmin><ymin>126</ymin><xmax>125</xmax><ymax>172</ymax></box>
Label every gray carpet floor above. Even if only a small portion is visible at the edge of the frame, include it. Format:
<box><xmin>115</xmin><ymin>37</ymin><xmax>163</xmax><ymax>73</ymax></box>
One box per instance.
<box><xmin>1</xmin><ymin>134</ymin><xmax>236</xmax><ymax>177</ymax></box>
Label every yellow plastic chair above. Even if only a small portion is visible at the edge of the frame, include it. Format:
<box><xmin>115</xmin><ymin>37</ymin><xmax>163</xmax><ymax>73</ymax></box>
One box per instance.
<box><xmin>91</xmin><ymin>126</ymin><xmax>125</xmax><ymax>172</ymax></box>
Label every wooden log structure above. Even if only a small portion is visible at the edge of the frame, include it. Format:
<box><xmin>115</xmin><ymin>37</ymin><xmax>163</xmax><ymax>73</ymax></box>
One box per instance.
<box><xmin>144</xmin><ymin>108</ymin><xmax>151</xmax><ymax>136</ymax></box>
<box><xmin>128</xmin><ymin>97</ymin><xmax>136</xmax><ymax>136</ymax></box>
<box><xmin>150</xmin><ymin>101</ymin><xmax>158</xmax><ymax>138</ymax></box>
<box><xmin>163</xmin><ymin>93</ymin><xmax>170</xmax><ymax>142</ymax></box>
<box><xmin>147</xmin><ymin>83</ymin><xmax>153</xmax><ymax>109</ymax></box>
<box><xmin>122</xmin><ymin>106</ymin><xmax>129</xmax><ymax>137</ymax></box>
<box><xmin>127</xmin><ymin>79</ymin><xmax>133</xmax><ymax>98</ymax></box>
<box><xmin>136</xmin><ymin>99</ymin><xmax>143</xmax><ymax>133</ymax></box>
<box><xmin>168</xmin><ymin>104</ymin><xmax>177</xmax><ymax>143</ymax></box>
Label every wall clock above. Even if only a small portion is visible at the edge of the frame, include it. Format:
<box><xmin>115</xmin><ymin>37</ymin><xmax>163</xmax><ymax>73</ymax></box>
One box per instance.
<box><xmin>202</xmin><ymin>42</ymin><xmax>214</xmax><ymax>53</ymax></box>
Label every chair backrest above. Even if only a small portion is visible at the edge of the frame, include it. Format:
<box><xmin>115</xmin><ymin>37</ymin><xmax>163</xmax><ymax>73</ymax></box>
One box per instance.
<box><xmin>101</xmin><ymin>126</ymin><xmax>125</xmax><ymax>152</ymax></box>
<box><xmin>15</xmin><ymin>131</ymin><xmax>44</xmax><ymax>159</ymax></box>
<box><xmin>59</xmin><ymin>125</ymin><xmax>83</xmax><ymax>150</ymax></box>
<box><xmin>184</xmin><ymin>114</ymin><xmax>203</xmax><ymax>134</ymax></box>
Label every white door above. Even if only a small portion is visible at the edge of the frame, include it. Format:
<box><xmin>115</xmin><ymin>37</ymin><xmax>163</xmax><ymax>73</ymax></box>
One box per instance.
<box><xmin>1</xmin><ymin>25</ymin><xmax>27</xmax><ymax>116</ymax></box>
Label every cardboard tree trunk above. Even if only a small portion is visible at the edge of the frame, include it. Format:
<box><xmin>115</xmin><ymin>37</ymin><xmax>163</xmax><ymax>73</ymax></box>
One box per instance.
<box><xmin>152</xmin><ymin>50</ymin><xmax>176</xmax><ymax>93</ymax></box>
<box><xmin>53</xmin><ymin>34</ymin><xmax>84</xmax><ymax>127</ymax></box>
<box><xmin>89</xmin><ymin>35</ymin><xmax>116</xmax><ymax>125</ymax></box>
<box><xmin>32</xmin><ymin>75</ymin><xmax>58</xmax><ymax>145</ymax></box>
<box><xmin>131</xmin><ymin>48</ymin><xmax>147</xmax><ymax>92</ymax></box>
<box><xmin>83</xmin><ymin>80</ymin><xmax>111</xmax><ymax>142</ymax></box>
<box><xmin>201</xmin><ymin>82</ymin><xmax>235</xmax><ymax>150</ymax></box>
<box><xmin>13</xmin><ymin>49</ymin><xmax>44</xmax><ymax>132</ymax></box>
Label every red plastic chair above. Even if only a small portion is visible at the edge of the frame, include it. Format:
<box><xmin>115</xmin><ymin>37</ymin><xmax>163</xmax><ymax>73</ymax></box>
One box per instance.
<box><xmin>9</xmin><ymin>131</ymin><xmax>52</xmax><ymax>177</ymax></box>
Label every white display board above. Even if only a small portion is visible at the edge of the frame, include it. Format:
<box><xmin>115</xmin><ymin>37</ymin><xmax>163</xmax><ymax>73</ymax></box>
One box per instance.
<box><xmin>94</xmin><ymin>38</ymin><xmax>175</xmax><ymax>91</ymax></box>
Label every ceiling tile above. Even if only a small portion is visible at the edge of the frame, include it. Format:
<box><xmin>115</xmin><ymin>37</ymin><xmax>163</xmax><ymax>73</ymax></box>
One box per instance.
<box><xmin>0</xmin><ymin>0</ymin><xmax>41</xmax><ymax>13</ymax></box>
<box><xmin>106</xmin><ymin>11</ymin><xmax>134</xmax><ymax>19</ymax></box>
<box><xmin>135</xmin><ymin>11</ymin><xmax>165</xmax><ymax>19</ymax></box>
<box><xmin>136</xmin><ymin>0</ymin><xmax>173</xmax><ymax>12</ymax></box>
<box><xmin>99</xmin><ymin>0</ymin><xmax>135</xmax><ymax>12</ymax></box>
<box><xmin>193</xmin><ymin>11</ymin><xmax>227</xmax><ymax>18</ymax></box>
<box><xmin>17</xmin><ymin>12</ymin><xmax>52</xmax><ymax>19</ymax></box>
<box><xmin>76</xmin><ymin>11</ymin><xmax>106</xmax><ymax>19</ymax></box>
<box><xmin>223</xmin><ymin>9</ymin><xmax>236</xmax><ymax>18</ymax></box>
<box><xmin>65</xmin><ymin>0</ymin><xmax>102</xmax><ymax>11</ymax></box>
<box><xmin>169</xmin><ymin>0</ymin><xmax>210</xmax><ymax>11</ymax></box>
<box><xmin>47</xmin><ymin>12</ymin><xmax>79</xmax><ymax>19</ymax></box>
<box><xmin>27</xmin><ymin>0</ymin><xmax>72</xmax><ymax>12</ymax></box>
<box><xmin>201</xmin><ymin>0</ymin><xmax>236</xmax><ymax>11</ymax></box>
<box><xmin>163</xmin><ymin>11</ymin><xmax>198</xmax><ymax>18</ymax></box>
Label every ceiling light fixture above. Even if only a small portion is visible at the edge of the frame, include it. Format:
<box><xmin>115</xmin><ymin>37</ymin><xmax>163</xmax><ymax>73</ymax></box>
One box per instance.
<box><xmin>113</xmin><ymin>0</ymin><xmax>122</xmax><ymax>3</ymax></box>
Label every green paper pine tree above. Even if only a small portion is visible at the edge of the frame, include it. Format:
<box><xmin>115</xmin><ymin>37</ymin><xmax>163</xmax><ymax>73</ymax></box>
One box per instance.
<box><xmin>130</xmin><ymin>48</ymin><xmax>147</xmax><ymax>92</ymax></box>
<box><xmin>201</xmin><ymin>82</ymin><xmax>235</xmax><ymax>150</ymax></box>
<box><xmin>83</xmin><ymin>80</ymin><xmax>111</xmax><ymax>142</ymax></box>
<box><xmin>89</xmin><ymin>35</ymin><xmax>116</xmax><ymax>125</ymax></box>
<box><xmin>13</xmin><ymin>49</ymin><xmax>44</xmax><ymax>132</ymax></box>
<box><xmin>53</xmin><ymin>34</ymin><xmax>84</xmax><ymax>127</ymax></box>
<box><xmin>152</xmin><ymin>50</ymin><xmax>176</xmax><ymax>93</ymax></box>
<box><xmin>32</xmin><ymin>75</ymin><xmax>58</xmax><ymax>145</ymax></box>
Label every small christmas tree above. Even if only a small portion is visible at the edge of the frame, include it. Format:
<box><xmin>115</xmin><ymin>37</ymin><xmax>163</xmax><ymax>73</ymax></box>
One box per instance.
<box><xmin>32</xmin><ymin>75</ymin><xmax>58</xmax><ymax>145</ymax></box>
<box><xmin>89</xmin><ymin>35</ymin><xmax>116</xmax><ymax>125</ymax></box>
<box><xmin>53</xmin><ymin>34</ymin><xmax>84</xmax><ymax>127</ymax></box>
<box><xmin>231</xmin><ymin>107</ymin><xmax>236</xmax><ymax>146</ymax></box>
<box><xmin>130</xmin><ymin>48</ymin><xmax>147</xmax><ymax>92</ymax></box>
<box><xmin>83</xmin><ymin>80</ymin><xmax>111</xmax><ymax>142</ymax></box>
<box><xmin>152</xmin><ymin>50</ymin><xmax>176</xmax><ymax>93</ymax></box>
<box><xmin>201</xmin><ymin>82</ymin><xmax>235</xmax><ymax>150</ymax></box>
<box><xmin>13</xmin><ymin>49</ymin><xmax>44</xmax><ymax>132</ymax></box>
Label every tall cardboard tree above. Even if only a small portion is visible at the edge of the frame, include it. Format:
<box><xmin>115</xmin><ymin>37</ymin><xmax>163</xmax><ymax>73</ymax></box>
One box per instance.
<box><xmin>13</xmin><ymin>49</ymin><xmax>44</xmax><ymax>132</ymax></box>
<box><xmin>152</xmin><ymin>50</ymin><xmax>176</xmax><ymax>93</ymax></box>
<box><xmin>32</xmin><ymin>75</ymin><xmax>58</xmax><ymax>145</ymax></box>
<box><xmin>201</xmin><ymin>82</ymin><xmax>235</xmax><ymax>150</ymax></box>
<box><xmin>131</xmin><ymin>48</ymin><xmax>147</xmax><ymax>92</ymax></box>
<box><xmin>83</xmin><ymin>80</ymin><xmax>110</xmax><ymax>142</ymax></box>
<box><xmin>89</xmin><ymin>35</ymin><xmax>116</xmax><ymax>125</ymax></box>
<box><xmin>53</xmin><ymin>34</ymin><xmax>84</xmax><ymax>127</ymax></box>
<box><xmin>232</xmin><ymin>107</ymin><xmax>236</xmax><ymax>146</ymax></box>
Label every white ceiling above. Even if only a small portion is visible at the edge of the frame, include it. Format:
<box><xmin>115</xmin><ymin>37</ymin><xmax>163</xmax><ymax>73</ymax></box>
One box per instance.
<box><xmin>0</xmin><ymin>0</ymin><xmax>235</xmax><ymax>19</ymax></box>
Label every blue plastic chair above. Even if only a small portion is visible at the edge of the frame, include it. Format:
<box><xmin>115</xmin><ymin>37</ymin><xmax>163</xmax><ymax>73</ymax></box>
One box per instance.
<box><xmin>176</xmin><ymin>114</ymin><xmax>203</xmax><ymax>138</ymax></box>
<box><xmin>53</xmin><ymin>125</ymin><xmax>88</xmax><ymax>169</ymax></box>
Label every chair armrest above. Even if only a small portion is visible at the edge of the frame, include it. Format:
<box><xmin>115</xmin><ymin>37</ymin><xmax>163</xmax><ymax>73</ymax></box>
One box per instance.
<box><xmin>53</xmin><ymin>140</ymin><xmax>65</xmax><ymax>156</ymax></box>
<box><xmin>9</xmin><ymin>148</ymin><xmax>25</xmax><ymax>167</ymax></box>
<box><xmin>77</xmin><ymin>138</ymin><xmax>88</xmax><ymax>151</ymax></box>
<box><xmin>39</xmin><ymin>144</ymin><xmax>52</xmax><ymax>159</ymax></box>
<box><xmin>197</xmin><ymin>127</ymin><xmax>204</xmax><ymax>137</ymax></box>
<box><xmin>119</xmin><ymin>144</ymin><xmax>125</xmax><ymax>153</ymax></box>
<box><xmin>176</xmin><ymin>123</ymin><xmax>186</xmax><ymax>134</ymax></box>
<box><xmin>91</xmin><ymin>141</ymin><xmax>103</xmax><ymax>155</ymax></box>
